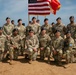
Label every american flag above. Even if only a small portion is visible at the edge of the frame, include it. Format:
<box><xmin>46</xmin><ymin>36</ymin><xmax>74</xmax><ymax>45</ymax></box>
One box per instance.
<box><xmin>28</xmin><ymin>0</ymin><xmax>52</xmax><ymax>15</ymax></box>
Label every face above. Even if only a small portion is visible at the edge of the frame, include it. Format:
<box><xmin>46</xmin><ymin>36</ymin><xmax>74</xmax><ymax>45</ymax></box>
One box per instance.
<box><xmin>18</xmin><ymin>21</ymin><xmax>22</xmax><ymax>25</ymax></box>
<box><xmin>12</xmin><ymin>21</ymin><xmax>14</xmax><ymax>24</ymax></box>
<box><xmin>70</xmin><ymin>18</ymin><xmax>74</xmax><ymax>22</ymax></box>
<box><xmin>44</xmin><ymin>20</ymin><xmax>48</xmax><ymax>25</ymax></box>
<box><xmin>41</xmin><ymin>30</ymin><xmax>46</xmax><ymax>35</ymax></box>
<box><xmin>6</xmin><ymin>19</ymin><xmax>10</xmax><ymax>24</ymax></box>
<box><xmin>57</xmin><ymin>19</ymin><xmax>61</xmax><ymax>24</ymax></box>
<box><xmin>29</xmin><ymin>32</ymin><xmax>34</xmax><ymax>37</ymax></box>
<box><xmin>13</xmin><ymin>31</ymin><xmax>18</xmax><ymax>35</ymax></box>
<box><xmin>55</xmin><ymin>32</ymin><xmax>60</xmax><ymax>37</ymax></box>
<box><xmin>0</xmin><ymin>30</ymin><xmax>3</xmax><ymax>35</ymax></box>
<box><xmin>32</xmin><ymin>19</ymin><xmax>36</xmax><ymax>23</ymax></box>
<box><xmin>66</xmin><ymin>33</ymin><xmax>71</xmax><ymax>38</ymax></box>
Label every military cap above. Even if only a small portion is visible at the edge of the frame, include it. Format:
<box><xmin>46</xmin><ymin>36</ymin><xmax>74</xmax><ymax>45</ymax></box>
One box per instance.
<box><xmin>55</xmin><ymin>30</ymin><xmax>60</xmax><ymax>34</ymax></box>
<box><xmin>6</xmin><ymin>17</ymin><xmax>10</xmax><ymax>20</ymax></box>
<box><xmin>56</xmin><ymin>17</ymin><xmax>61</xmax><ymax>21</ymax></box>
<box><xmin>32</xmin><ymin>17</ymin><xmax>36</xmax><ymax>20</ymax></box>
<box><xmin>22</xmin><ymin>23</ymin><xmax>25</xmax><ymax>26</ymax></box>
<box><xmin>18</xmin><ymin>19</ymin><xmax>22</xmax><ymax>22</ymax></box>
<box><xmin>69</xmin><ymin>16</ymin><xmax>74</xmax><ymax>19</ymax></box>
<box><xmin>29</xmin><ymin>29</ymin><xmax>34</xmax><ymax>33</ymax></box>
<box><xmin>41</xmin><ymin>27</ymin><xmax>46</xmax><ymax>31</ymax></box>
<box><xmin>11</xmin><ymin>20</ymin><xmax>14</xmax><ymax>22</ymax></box>
<box><xmin>66</xmin><ymin>31</ymin><xmax>71</xmax><ymax>34</ymax></box>
<box><xmin>0</xmin><ymin>27</ymin><xmax>2</xmax><ymax>30</ymax></box>
<box><xmin>12</xmin><ymin>28</ymin><xmax>18</xmax><ymax>33</ymax></box>
<box><xmin>44</xmin><ymin>18</ymin><xmax>48</xmax><ymax>22</ymax></box>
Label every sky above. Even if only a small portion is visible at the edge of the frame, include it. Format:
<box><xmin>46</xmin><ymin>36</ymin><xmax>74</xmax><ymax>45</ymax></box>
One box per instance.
<box><xmin>0</xmin><ymin>0</ymin><xmax>76</xmax><ymax>26</ymax></box>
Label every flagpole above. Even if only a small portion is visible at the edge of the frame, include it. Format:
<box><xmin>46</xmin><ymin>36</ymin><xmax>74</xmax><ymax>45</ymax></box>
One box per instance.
<box><xmin>37</xmin><ymin>15</ymin><xmax>38</xmax><ymax>20</ymax></box>
<box><xmin>28</xmin><ymin>15</ymin><xmax>30</xmax><ymax>23</ymax></box>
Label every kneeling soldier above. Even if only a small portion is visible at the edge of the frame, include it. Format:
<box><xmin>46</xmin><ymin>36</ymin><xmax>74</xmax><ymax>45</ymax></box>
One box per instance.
<box><xmin>51</xmin><ymin>30</ymin><xmax>64</xmax><ymax>66</ymax></box>
<box><xmin>39</xmin><ymin>28</ymin><xmax>51</xmax><ymax>63</ymax></box>
<box><xmin>7</xmin><ymin>28</ymin><xmax>21</xmax><ymax>64</ymax></box>
<box><xmin>64</xmin><ymin>31</ymin><xmax>75</xmax><ymax>63</ymax></box>
<box><xmin>25</xmin><ymin>29</ymin><xmax>39</xmax><ymax>64</ymax></box>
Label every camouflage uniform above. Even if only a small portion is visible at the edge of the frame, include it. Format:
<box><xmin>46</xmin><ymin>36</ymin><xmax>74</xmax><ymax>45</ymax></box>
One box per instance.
<box><xmin>15</xmin><ymin>25</ymin><xmax>26</xmax><ymax>55</ymax></box>
<box><xmin>25</xmin><ymin>35</ymin><xmax>39</xmax><ymax>60</ymax></box>
<box><xmin>3</xmin><ymin>23</ymin><xmax>14</xmax><ymax>36</ymax></box>
<box><xmin>41</xmin><ymin>24</ymin><xmax>52</xmax><ymax>36</ymax></box>
<box><xmin>0</xmin><ymin>34</ymin><xmax>6</xmax><ymax>61</ymax></box>
<box><xmin>67</xmin><ymin>23</ymin><xmax>76</xmax><ymax>39</ymax></box>
<box><xmin>39</xmin><ymin>34</ymin><xmax>51</xmax><ymax>61</ymax></box>
<box><xmin>54</xmin><ymin>23</ymin><xmax>65</xmax><ymax>38</ymax></box>
<box><xmin>3</xmin><ymin>23</ymin><xmax>14</xmax><ymax>59</ymax></box>
<box><xmin>7</xmin><ymin>34</ymin><xmax>21</xmax><ymax>60</ymax></box>
<box><xmin>51</xmin><ymin>36</ymin><xmax>64</xmax><ymax>63</ymax></box>
<box><xmin>26</xmin><ymin>23</ymin><xmax>41</xmax><ymax>37</ymax></box>
<box><xmin>64</xmin><ymin>37</ymin><xmax>75</xmax><ymax>63</ymax></box>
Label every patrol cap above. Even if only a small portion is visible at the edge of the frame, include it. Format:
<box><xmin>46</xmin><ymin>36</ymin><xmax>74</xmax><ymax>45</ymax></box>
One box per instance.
<box><xmin>55</xmin><ymin>30</ymin><xmax>60</xmax><ymax>34</ymax></box>
<box><xmin>41</xmin><ymin>27</ymin><xmax>46</xmax><ymax>31</ymax></box>
<box><xmin>44</xmin><ymin>18</ymin><xmax>48</xmax><ymax>22</ymax></box>
<box><xmin>69</xmin><ymin>16</ymin><xmax>74</xmax><ymax>19</ymax></box>
<box><xmin>29</xmin><ymin>29</ymin><xmax>34</xmax><ymax>33</ymax></box>
<box><xmin>32</xmin><ymin>17</ymin><xmax>36</xmax><ymax>20</ymax></box>
<box><xmin>56</xmin><ymin>17</ymin><xmax>61</xmax><ymax>21</ymax></box>
<box><xmin>0</xmin><ymin>27</ymin><xmax>3</xmax><ymax>30</ymax></box>
<box><xmin>66</xmin><ymin>31</ymin><xmax>71</xmax><ymax>34</ymax></box>
<box><xmin>12</xmin><ymin>28</ymin><xmax>18</xmax><ymax>33</ymax></box>
<box><xmin>18</xmin><ymin>19</ymin><xmax>22</xmax><ymax>22</ymax></box>
<box><xmin>22</xmin><ymin>23</ymin><xmax>25</xmax><ymax>26</ymax></box>
<box><xmin>11</xmin><ymin>20</ymin><xmax>14</xmax><ymax>22</ymax></box>
<box><xmin>51</xmin><ymin>22</ymin><xmax>55</xmax><ymax>25</ymax></box>
<box><xmin>6</xmin><ymin>17</ymin><xmax>10</xmax><ymax>20</ymax></box>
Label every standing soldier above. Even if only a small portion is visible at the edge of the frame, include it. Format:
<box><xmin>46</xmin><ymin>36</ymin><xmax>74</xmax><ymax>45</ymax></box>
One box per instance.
<box><xmin>64</xmin><ymin>31</ymin><xmax>75</xmax><ymax>63</ymax></box>
<box><xmin>11</xmin><ymin>20</ymin><xmax>16</xmax><ymax>27</ymax></box>
<box><xmin>26</xmin><ymin>17</ymin><xmax>41</xmax><ymax>37</ymax></box>
<box><xmin>25</xmin><ymin>29</ymin><xmax>39</xmax><ymax>64</ymax></box>
<box><xmin>41</xmin><ymin>18</ymin><xmax>52</xmax><ymax>36</ymax></box>
<box><xmin>39</xmin><ymin>28</ymin><xmax>51</xmax><ymax>63</ymax></box>
<box><xmin>54</xmin><ymin>17</ymin><xmax>65</xmax><ymax>38</ymax></box>
<box><xmin>67</xmin><ymin>16</ymin><xmax>76</xmax><ymax>39</ymax></box>
<box><xmin>15</xmin><ymin>19</ymin><xmax>26</xmax><ymax>55</ymax></box>
<box><xmin>0</xmin><ymin>27</ymin><xmax>6</xmax><ymax>61</ymax></box>
<box><xmin>3</xmin><ymin>17</ymin><xmax>14</xmax><ymax>59</ymax></box>
<box><xmin>3</xmin><ymin>17</ymin><xmax>14</xmax><ymax>38</ymax></box>
<box><xmin>51</xmin><ymin>30</ymin><xmax>64</xmax><ymax>66</ymax></box>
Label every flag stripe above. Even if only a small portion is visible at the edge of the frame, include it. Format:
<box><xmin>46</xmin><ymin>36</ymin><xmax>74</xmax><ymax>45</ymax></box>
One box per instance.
<box><xmin>28</xmin><ymin>0</ymin><xmax>51</xmax><ymax>15</ymax></box>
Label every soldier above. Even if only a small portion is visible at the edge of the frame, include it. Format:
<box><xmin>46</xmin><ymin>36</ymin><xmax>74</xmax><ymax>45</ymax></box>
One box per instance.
<box><xmin>11</xmin><ymin>20</ymin><xmax>16</xmax><ymax>26</ymax></box>
<box><xmin>51</xmin><ymin>30</ymin><xmax>64</xmax><ymax>66</ymax></box>
<box><xmin>15</xmin><ymin>19</ymin><xmax>26</xmax><ymax>55</ymax></box>
<box><xmin>7</xmin><ymin>28</ymin><xmax>21</xmax><ymax>64</ymax></box>
<box><xmin>3</xmin><ymin>17</ymin><xmax>14</xmax><ymax>38</ymax></box>
<box><xmin>3</xmin><ymin>17</ymin><xmax>14</xmax><ymax>58</ymax></box>
<box><xmin>26</xmin><ymin>17</ymin><xmax>41</xmax><ymax>37</ymax></box>
<box><xmin>64</xmin><ymin>31</ymin><xmax>75</xmax><ymax>63</ymax></box>
<box><xmin>41</xmin><ymin>18</ymin><xmax>52</xmax><ymax>36</ymax></box>
<box><xmin>39</xmin><ymin>28</ymin><xmax>51</xmax><ymax>63</ymax></box>
<box><xmin>53</xmin><ymin>17</ymin><xmax>65</xmax><ymax>38</ymax></box>
<box><xmin>0</xmin><ymin>27</ymin><xmax>6</xmax><ymax>61</ymax></box>
<box><xmin>25</xmin><ymin>29</ymin><xmax>39</xmax><ymax>64</ymax></box>
<box><xmin>67</xmin><ymin>16</ymin><xmax>76</xmax><ymax>39</ymax></box>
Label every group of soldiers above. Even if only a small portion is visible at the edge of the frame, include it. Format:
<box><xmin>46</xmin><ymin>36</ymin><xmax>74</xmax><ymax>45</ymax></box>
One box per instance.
<box><xmin>0</xmin><ymin>16</ymin><xmax>76</xmax><ymax>66</ymax></box>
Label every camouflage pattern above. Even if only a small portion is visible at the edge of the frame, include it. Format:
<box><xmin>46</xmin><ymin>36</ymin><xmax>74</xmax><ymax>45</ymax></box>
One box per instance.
<box><xmin>26</xmin><ymin>23</ymin><xmax>41</xmax><ymax>37</ymax></box>
<box><xmin>64</xmin><ymin>37</ymin><xmax>75</xmax><ymax>63</ymax></box>
<box><xmin>25</xmin><ymin>35</ymin><xmax>39</xmax><ymax>60</ymax></box>
<box><xmin>67</xmin><ymin>23</ymin><xmax>76</xmax><ymax>39</ymax></box>
<box><xmin>51</xmin><ymin>36</ymin><xmax>64</xmax><ymax>63</ymax></box>
<box><xmin>15</xmin><ymin>25</ymin><xmax>26</xmax><ymax>55</ymax></box>
<box><xmin>39</xmin><ymin>34</ymin><xmax>51</xmax><ymax>61</ymax></box>
<box><xmin>0</xmin><ymin>34</ymin><xmax>6</xmax><ymax>61</ymax></box>
<box><xmin>41</xmin><ymin>24</ymin><xmax>52</xmax><ymax>36</ymax></box>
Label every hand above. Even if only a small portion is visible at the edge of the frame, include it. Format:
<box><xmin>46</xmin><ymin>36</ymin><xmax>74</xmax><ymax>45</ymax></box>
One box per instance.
<box><xmin>12</xmin><ymin>45</ymin><xmax>17</xmax><ymax>49</ymax></box>
<box><xmin>33</xmin><ymin>48</ymin><xmax>37</xmax><ymax>52</ymax></box>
